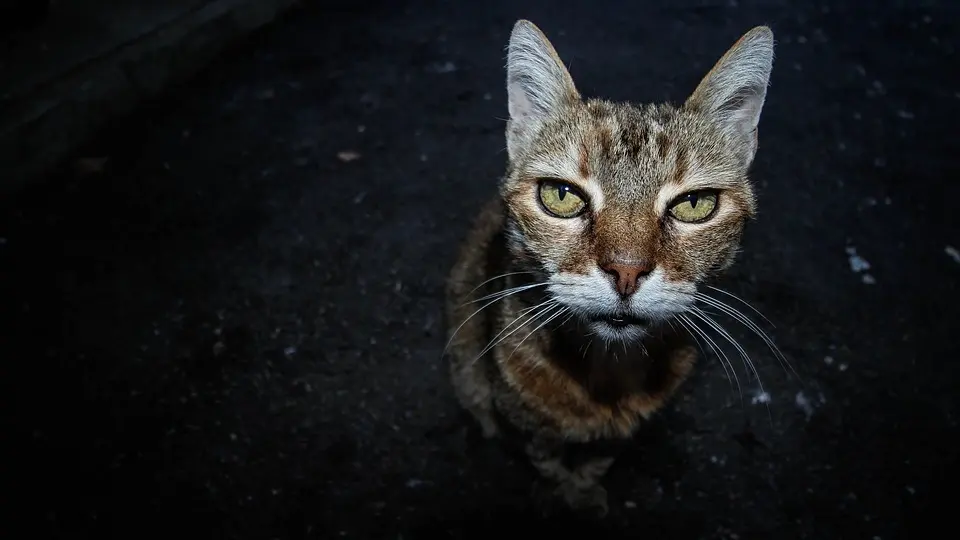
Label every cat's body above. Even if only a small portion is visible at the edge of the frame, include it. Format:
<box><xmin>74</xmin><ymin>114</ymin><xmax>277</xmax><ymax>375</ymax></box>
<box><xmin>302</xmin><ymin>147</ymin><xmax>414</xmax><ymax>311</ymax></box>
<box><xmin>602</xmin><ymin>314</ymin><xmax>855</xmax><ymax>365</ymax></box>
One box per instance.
<box><xmin>445</xmin><ymin>20</ymin><xmax>775</xmax><ymax>514</ymax></box>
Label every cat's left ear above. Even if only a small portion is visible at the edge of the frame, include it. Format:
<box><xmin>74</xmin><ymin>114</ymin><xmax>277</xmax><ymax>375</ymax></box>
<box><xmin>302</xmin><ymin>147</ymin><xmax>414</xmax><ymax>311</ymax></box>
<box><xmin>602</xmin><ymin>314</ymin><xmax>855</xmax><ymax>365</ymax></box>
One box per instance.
<box><xmin>505</xmin><ymin>20</ymin><xmax>581</xmax><ymax>160</ymax></box>
<box><xmin>684</xmin><ymin>26</ymin><xmax>774</xmax><ymax>168</ymax></box>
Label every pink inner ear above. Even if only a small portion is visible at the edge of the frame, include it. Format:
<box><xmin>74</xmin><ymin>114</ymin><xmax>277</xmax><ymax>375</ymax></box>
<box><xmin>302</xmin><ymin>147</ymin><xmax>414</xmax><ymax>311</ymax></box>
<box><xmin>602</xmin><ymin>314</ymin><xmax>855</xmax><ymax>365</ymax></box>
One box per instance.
<box><xmin>507</xmin><ymin>82</ymin><xmax>537</xmax><ymax>121</ymax></box>
<box><xmin>507</xmin><ymin>82</ymin><xmax>540</xmax><ymax>122</ymax></box>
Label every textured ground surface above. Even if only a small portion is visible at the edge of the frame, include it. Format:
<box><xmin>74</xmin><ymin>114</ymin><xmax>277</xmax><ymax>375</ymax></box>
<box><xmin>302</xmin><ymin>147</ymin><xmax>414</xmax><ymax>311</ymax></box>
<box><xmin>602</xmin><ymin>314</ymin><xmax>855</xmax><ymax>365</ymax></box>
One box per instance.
<box><xmin>3</xmin><ymin>1</ymin><xmax>959</xmax><ymax>538</ymax></box>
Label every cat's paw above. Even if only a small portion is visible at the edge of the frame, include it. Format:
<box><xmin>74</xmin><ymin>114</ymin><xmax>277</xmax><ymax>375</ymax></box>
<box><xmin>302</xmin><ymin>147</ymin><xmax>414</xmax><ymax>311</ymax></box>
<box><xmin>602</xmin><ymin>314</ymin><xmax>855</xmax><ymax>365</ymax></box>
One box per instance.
<box><xmin>531</xmin><ymin>479</ymin><xmax>610</xmax><ymax>518</ymax></box>
<box><xmin>555</xmin><ymin>481</ymin><xmax>609</xmax><ymax>518</ymax></box>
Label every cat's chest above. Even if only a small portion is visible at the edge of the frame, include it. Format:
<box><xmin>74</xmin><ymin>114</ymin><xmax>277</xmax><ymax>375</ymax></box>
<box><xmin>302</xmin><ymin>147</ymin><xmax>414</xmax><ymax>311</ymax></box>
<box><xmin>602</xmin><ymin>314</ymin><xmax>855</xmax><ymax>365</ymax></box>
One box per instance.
<box><xmin>495</xmin><ymin>345</ymin><xmax>684</xmax><ymax>441</ymax></box>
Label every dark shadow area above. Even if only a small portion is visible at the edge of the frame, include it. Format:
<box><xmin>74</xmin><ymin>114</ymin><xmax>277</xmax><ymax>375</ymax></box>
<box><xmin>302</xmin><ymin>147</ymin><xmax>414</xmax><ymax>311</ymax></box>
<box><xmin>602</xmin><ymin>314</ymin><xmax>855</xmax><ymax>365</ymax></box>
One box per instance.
<box><xmin>2</xmin><ymin>1</ymin><xmax>958</xmax><ymax>538</ymax></box>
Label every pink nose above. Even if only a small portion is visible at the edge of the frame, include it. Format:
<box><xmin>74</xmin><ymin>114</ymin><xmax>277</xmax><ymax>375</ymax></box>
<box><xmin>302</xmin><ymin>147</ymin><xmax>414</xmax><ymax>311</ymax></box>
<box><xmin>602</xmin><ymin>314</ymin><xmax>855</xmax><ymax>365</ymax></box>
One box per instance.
<box><xmin>600</xmin><ymin>260</ymin><xmax>654</xmax><ymax>297</ymax></box>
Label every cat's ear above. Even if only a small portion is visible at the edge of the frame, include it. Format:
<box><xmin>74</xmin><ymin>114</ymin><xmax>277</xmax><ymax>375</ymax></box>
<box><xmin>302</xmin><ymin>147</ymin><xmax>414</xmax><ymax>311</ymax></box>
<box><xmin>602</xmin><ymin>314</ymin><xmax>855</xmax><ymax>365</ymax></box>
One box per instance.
<box><xmin>505</xmin><ymin>20</ymin><xmax>580</xmax><ymax>159</ymax></box>
<box><xmin>684</xmin><ymin>26</ymin><xmax>774</xmax><ymax>167</ymax></box>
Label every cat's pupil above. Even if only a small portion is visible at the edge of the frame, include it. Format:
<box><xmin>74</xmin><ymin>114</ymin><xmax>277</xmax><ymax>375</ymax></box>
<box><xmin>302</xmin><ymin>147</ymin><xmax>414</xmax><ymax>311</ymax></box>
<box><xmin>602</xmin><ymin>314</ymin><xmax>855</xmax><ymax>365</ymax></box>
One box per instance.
<box><xmin>688</xmin><ymin>193</ymin><xmax>699</xmax><ymax>208</ymax></box>
<box><xmin>557</xmin><ymin>186</ymin><xmax>567</xmax><ymax>201</ymax></box>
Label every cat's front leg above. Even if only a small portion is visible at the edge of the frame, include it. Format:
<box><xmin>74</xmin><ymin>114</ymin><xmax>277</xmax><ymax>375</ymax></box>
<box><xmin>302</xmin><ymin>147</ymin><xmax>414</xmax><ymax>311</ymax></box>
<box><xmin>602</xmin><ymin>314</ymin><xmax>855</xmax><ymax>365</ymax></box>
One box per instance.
<box><xmin>526</xmin><ymin>434</ymin><xmax>611</xmax><ymax>517</ymax></box>
<box><xmin>559</xmin><ymin>455</ymin><xmax>616</xmax><ymax>516</ymax></box>
<box><xmin>525</xmin><ymin>433</ymin><xmax>571</xmax><ymax>483</ymax></box>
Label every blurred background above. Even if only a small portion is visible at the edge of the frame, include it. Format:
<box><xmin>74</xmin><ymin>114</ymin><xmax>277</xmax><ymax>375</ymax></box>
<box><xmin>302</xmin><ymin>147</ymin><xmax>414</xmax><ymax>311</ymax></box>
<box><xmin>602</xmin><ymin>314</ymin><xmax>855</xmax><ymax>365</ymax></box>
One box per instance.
<box><xmin>1</xmin><ymin>0</ymin><xmax>958</xmax><ymax>538</ymax></box>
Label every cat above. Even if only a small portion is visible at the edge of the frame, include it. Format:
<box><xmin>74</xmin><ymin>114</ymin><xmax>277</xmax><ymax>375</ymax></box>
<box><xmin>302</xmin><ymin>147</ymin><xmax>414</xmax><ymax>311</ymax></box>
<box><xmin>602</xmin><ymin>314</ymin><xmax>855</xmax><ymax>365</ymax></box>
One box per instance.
<box><xmin>444</xmin><ymin>19</ymin><xmax>775</xmax><ymax>516</ymax></box>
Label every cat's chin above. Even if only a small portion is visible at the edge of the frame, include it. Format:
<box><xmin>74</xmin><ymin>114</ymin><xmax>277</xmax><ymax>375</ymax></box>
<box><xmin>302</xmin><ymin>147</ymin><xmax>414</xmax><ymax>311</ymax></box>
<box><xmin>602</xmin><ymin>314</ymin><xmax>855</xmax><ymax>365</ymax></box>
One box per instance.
<box><xmin>587</xmin><ymin>320</ymin><xmax>649</xmax><ymax>344</ymax></box>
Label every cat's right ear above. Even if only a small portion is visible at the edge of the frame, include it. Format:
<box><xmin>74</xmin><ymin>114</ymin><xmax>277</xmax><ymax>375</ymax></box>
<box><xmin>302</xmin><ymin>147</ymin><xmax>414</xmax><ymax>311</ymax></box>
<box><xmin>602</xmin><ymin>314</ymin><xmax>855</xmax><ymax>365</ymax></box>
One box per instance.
<box><xmin>684</xmin><ymin>26</ymin><xmax>774</xmax><ymax>168</ymax></box>
<box><xmin>505</xmin><ymin>20</ymin><xmax>580</xmax><ymax>160</ymax></box>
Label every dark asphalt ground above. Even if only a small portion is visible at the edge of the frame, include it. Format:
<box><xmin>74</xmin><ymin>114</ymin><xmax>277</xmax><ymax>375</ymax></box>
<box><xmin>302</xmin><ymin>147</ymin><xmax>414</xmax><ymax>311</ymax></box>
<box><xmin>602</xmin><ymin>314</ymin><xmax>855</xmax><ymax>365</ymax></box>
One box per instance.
<box><xmin>2</xmin><ymin>1</ymin><xmax>959</xmax><ymax>538</ymax></box>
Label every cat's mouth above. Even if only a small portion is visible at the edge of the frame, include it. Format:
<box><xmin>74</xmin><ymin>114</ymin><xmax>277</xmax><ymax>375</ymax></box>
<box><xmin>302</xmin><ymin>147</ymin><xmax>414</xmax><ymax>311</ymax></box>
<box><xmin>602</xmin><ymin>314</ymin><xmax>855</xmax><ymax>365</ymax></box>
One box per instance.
<box><xmin>590</xmin><ymin>313</ymin><xmax>650</xmax><ymax>329</ymax></box>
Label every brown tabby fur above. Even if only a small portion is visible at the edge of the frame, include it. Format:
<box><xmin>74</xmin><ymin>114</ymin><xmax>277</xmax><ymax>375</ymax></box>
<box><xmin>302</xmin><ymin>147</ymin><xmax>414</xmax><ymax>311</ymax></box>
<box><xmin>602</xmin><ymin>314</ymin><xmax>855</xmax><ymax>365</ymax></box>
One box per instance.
<box><xmin>444</xmin><ymin>20</ymin><xmax>775</xmax><ymax>515</ymax></box>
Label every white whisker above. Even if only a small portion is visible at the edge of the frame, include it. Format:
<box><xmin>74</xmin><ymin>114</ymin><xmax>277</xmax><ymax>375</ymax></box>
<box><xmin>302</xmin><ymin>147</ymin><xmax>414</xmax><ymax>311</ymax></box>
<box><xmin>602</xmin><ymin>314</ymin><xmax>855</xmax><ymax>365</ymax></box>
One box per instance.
<box><xmin>580</xmin><ymin>338</ymin><xmax>594</xmax><ymax>359</ymax></box>
<box><xmin>675</xmin><ymin>316</ymin><xmax>733</xmax><ymax>391</ymax></box>
<box><xmin>695</xmin><ymin>292</ymin><xmax>797</xmax><ymax>379</ymax></box>
<box><xmin>678</xmin><ymin>313</ymin><xmax>742</xmax><ymax>401</ymax></box>
<box><xmin>505</xmin><ymin>305</ymin><xmax>569</xmax><ymax>363</ymax></box>
<box><xmin>472</xmin><ymin>298</ymin><xmax>558</xmax><ymax>363</ymax></box>
<box><xmin>690</xmin><ymin>307</ymin><xmax>759</xmax><ymax>380</ymax></box>
<box><xmin>704</xmin><ymin>285</ymin><xmax>775</xmax><ymax>327</ymax></box>
<box><xmin>689</xmin><ymin>308</ymin><xmax>767</xmax><ymax>413</ymax></box>
<box><xmin>467</xmin><ymin>271</ymin><xmax>536</xmax><ymax>295</ymax></box>
<box><xmin>444</xmin><ymin>282</ymin><xmax>546</xmax><ymax>356</ymax></box>
<box><xmin>465</xmin><ymin>282</ymin><xmax>547</xmax><ymax>306</ymax></box>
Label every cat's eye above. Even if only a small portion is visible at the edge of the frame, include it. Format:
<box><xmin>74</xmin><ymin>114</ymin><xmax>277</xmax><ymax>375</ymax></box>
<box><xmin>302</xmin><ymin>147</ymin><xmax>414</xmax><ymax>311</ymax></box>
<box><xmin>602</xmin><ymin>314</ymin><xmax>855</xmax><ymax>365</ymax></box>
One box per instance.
<box><xmin>538</xmin><ymin>180</ymin><xmax>587</xmax><ymax>218</ymax></box>
<box><xmin>668</xmin><ymin>190</ymin><xmax>719</xmax><ymax>223</ymax></box>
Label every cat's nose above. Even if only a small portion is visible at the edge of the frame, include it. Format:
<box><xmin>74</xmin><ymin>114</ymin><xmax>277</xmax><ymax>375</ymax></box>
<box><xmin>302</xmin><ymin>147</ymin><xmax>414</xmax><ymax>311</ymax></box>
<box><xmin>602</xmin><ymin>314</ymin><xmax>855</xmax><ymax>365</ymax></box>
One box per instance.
<box><xmin>600</xmin><ymin>260</ymin><xmax>654</xmax><ymax>297</ymax></box>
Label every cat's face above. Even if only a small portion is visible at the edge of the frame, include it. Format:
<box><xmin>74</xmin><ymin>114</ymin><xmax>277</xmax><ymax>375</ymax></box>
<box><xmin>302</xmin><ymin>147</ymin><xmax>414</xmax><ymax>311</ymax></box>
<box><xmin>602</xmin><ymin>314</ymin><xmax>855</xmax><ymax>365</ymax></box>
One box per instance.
<box><xmin>501</xmin><ymin>21</ymin><xmax>774</xmax><ymax>343</ymax></box>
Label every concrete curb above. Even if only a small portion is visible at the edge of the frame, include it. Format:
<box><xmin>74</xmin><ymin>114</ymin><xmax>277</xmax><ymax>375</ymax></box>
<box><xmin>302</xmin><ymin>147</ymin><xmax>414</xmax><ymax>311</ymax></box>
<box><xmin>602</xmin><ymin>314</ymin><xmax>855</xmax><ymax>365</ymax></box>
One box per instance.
<box><xmin>0</xmin><ymin>0</ymin><xmax>298</xmax><ymax>194</ymax></box>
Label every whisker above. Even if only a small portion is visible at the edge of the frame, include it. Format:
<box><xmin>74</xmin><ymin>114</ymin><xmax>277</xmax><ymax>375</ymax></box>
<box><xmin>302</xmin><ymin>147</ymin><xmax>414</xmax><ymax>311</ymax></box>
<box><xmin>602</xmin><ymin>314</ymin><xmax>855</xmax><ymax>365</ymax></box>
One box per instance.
<box><xmin>674</xmin><ymin>316</ymin><xmax>734</xmax><ymax>392</ymax></box>
<box><xmin>467</xmin><ymin>271</ymin><xmax>536</xmax><ymax>296</ymax></box>
<box><xmin>692</xmin><ymin>304</ymin><xmax>776</xmax><ymax>427</ymax></box>
<box><xmin>506</xmin><ymin>305</ymin><xmax>569</xmax><ymax>363</ymax></box>
<box><xmin>443</xmin><ymin>294</ymin><xmax>510</xmax><ymax>356</ymax></box>
<box><xmin>465</xmin><ymin>282</ymin><xmax>547</xmax><ymax>306</ymax></box>
<box><xmin>704</xmin><ymin>285</ymin><xmax>775</xmax><ymax>328</ymax></box>
<box><xmin>509</xmin><ymin>306</ymin><xmax>571</xmax><ymax>379</ymax></box>
<box><xmin>493</xmin><ymin>301</ymin><xmax>563</xmax><ymax>357</ymax></box>
<box><xmin>580</xmin><ymin>338</ymin><xmax>594</xmax><ymax>360</ymax></box>
<box><xmin>695</xmin><ymin>292</ymin><xmax>798</xmax><ymax>379</ymax></box>
<box><xmin>671</xmin><ymin>317</ymin><xmax>705</xmax><ymax>362</ymax></box>
<box><xmin>477</xmin><ymin>303</ymin><xmax>566</xmax><ymax>383</ymax></box>
<box><xmin>689</xmin><ymin>307</ymin><xmax>767</xmax><ymax>413</ymax></box>
<box><xmin>690</xmin><ymin>307</ymin><xmax>760</xmax><ymax>381</ymax></box>
<box><xmin>555</xmin><ymin>312</ymin><xmax>577</xmax><ymax>336</ymax></box>
<box><xmin>444</xmin><ymin>283</ymin><xmax>545</xmax><ymax>356</ymax></box>
<box><xmin>472</xmin><ymin>298</ymin><xmax>558</xmax><ymax>363</ymax></box>
<box><xmin>678</xmin><ymin>314</ymin><xmax>742</xmax><ymax>402</ymax></box>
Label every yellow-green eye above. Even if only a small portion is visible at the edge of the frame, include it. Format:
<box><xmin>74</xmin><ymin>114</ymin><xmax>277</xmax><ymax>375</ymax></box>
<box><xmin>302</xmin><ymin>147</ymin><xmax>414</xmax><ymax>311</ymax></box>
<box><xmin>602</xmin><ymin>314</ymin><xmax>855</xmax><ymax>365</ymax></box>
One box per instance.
<box><xmin>538</xmin><ymin>180</ymin><xmax>587</xmax><ymax>218</ymax></box>
<box><xmin>668</xmin><ymin>191</ymin><xmax>719</xmax><ymax>223</ymax></box>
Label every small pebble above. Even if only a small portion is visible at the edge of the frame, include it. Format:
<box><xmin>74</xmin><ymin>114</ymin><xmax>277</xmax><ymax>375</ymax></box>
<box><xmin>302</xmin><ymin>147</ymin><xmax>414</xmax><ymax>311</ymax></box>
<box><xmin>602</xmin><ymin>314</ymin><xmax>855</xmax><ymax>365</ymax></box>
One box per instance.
<box><xmin>427</xmin><ymin>61</ymin><xmax>457</xmax><ymax>74</ymax></box>
<box><xmin>846</xmin><ymin>246</ymin><xmax>871</xmax><ymax>273</ymax></box>
<box><xmin>337</xmin><ymin>150</ymin><xmax>362</xmax><ymax>162</ymax></box>
<box><xmin>945</xmin><ymin>245</ymin><xmax>960</xmax><ymax>264</ymax></box>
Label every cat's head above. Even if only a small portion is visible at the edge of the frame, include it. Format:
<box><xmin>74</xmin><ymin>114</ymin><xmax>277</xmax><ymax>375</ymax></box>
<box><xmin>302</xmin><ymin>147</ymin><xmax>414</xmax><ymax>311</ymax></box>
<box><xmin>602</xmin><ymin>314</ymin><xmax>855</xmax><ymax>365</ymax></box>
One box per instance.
<box><xmin>500</xmin><ymin>20</ymin><xmax>774</xmax><ymax>343</ymax></box>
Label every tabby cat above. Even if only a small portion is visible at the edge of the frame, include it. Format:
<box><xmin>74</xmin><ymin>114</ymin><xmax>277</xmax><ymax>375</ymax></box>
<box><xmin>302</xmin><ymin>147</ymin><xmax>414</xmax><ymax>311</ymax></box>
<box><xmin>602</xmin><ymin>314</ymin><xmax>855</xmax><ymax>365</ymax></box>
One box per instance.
<box><xmin>444</xmin><ymin>20</ymin><xmax>775</xmax><ymax>515</ymax></box>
